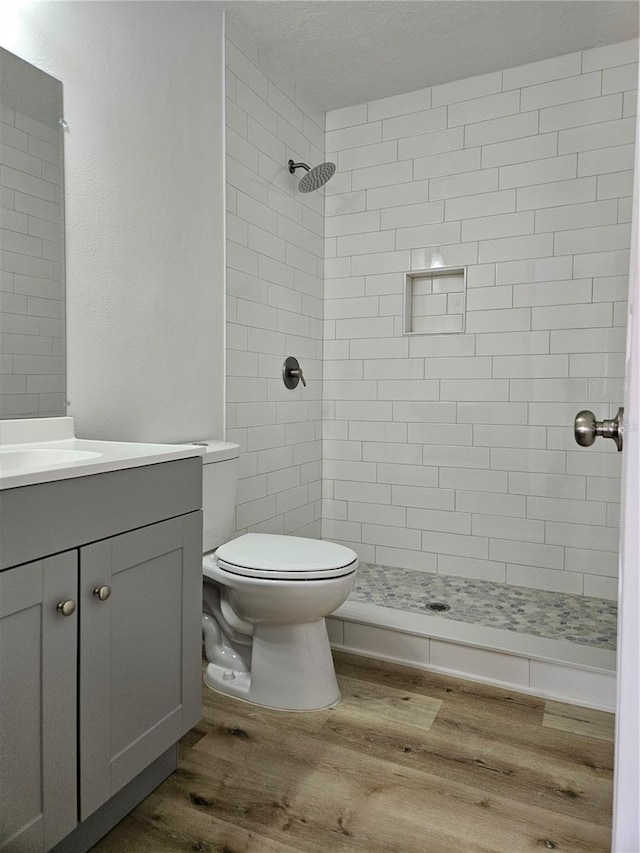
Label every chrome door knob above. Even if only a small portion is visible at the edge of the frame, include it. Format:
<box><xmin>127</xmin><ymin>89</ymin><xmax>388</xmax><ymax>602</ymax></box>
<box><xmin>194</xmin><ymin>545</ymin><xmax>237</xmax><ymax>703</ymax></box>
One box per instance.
<box><xmin>93</xmin><ymin>585</ymin><xmax>112</xmax><ymax>601</ymax></box>
<box><xmin>574</xmin><ymin>407</ymin><xmax>624</xmax><ymax>452</ymax></box>
<box><xmin>56</xmin><ymin>599</ymin><xmax>76</xmax><ymax>616</ymax></box>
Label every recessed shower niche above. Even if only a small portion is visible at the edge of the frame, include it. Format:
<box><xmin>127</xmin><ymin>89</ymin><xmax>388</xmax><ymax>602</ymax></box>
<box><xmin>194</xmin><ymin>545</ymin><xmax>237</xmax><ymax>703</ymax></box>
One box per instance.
<box><xmin>403</xmin><ymin>266</ymin><xmax>467</xmax><ymax>335</ymax></box>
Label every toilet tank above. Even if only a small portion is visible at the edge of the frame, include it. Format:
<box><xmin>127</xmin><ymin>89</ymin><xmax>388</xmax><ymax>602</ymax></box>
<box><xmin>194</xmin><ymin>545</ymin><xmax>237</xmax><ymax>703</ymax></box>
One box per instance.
<box><xmin>197</xmin><ymin>440</ymin><xmax>240</xmax><ymax>553</ymax></box>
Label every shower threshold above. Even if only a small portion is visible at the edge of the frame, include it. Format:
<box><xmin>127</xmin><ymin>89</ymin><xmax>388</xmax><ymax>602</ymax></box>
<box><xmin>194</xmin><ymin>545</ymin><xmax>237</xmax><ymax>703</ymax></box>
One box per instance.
<box><xmin>328</xmin><ymin>563</ymin><xmax>616</xmax><ymax>712</ymax></box>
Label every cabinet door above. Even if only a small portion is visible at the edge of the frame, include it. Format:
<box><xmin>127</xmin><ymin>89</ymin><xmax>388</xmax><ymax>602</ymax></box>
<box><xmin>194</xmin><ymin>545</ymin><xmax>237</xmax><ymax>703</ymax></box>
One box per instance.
<box><xmin>79</xmin><ymin>512</ymin><xmax>202</xmax><ymax>820</ymax></box>
<box><xmin>0</xmin><ymin>553</ymin><xmax>78</xmax><ymax>852</ymax></box>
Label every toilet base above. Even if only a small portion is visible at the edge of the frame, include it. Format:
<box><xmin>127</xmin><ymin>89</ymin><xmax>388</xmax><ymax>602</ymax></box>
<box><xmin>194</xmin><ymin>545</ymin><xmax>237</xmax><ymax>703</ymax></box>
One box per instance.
<box><xmin>203</xmin><ymin>618</ymin><xmax>341</xmax><ymax>711</ymax></box>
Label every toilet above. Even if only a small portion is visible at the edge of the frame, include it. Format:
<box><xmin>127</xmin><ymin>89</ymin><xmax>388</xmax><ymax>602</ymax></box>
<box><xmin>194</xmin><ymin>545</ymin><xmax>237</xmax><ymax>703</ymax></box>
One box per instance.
<box><xmin>198</xmin><ymin>440</ymin><xmax>358</xmax><ymax>711</ymax></box>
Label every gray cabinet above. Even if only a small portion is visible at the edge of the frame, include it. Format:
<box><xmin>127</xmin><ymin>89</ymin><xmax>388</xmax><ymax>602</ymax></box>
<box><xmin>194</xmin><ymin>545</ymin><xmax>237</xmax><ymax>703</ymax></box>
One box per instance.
<box><xmin>79</xmin><ymin>514</ymin><xmax>202</xmax><ymax>821</ymax></box>
<box><xmin>0</xmin><ymin>459</ymin><xmax>203</xmax><ymax>853</ymax></box>
<box><xmin>0</xmin><ymin>553</ymin><xmax>78</xmax><ymax>851</ymax></box>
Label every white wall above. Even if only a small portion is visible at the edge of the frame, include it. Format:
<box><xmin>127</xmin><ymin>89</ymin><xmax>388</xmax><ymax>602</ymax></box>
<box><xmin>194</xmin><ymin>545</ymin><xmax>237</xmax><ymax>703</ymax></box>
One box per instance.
<box><xmin>323</xmin><ymin>40</ymin><xmax>638</xmax><ymax>600</ymax></box>
<box><xmin>224</xmin><ymin>23</ymin><xmax>325</xmax><ymax>538</ymax></box>
<box><xmin>2</xmin><ymin>1</ymin><xmax>225</xmax><ymax>442</ymax></box>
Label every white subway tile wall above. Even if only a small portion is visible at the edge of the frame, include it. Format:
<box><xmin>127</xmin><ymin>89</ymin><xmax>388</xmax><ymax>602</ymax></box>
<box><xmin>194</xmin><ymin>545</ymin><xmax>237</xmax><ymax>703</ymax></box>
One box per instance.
<box><xmin>0</xmin><ymin>107</ymin><xmax>65</xmax><ymax>417</ymax></box>
<box><xmin>323</xmin><ymin>40</ymin><xmax>637</xmax><ymax>599</ymax></box>
<box><xmin>225</xmin><ymin>24</ymin><xmax>325</xmax><ymax>538</ymax></box>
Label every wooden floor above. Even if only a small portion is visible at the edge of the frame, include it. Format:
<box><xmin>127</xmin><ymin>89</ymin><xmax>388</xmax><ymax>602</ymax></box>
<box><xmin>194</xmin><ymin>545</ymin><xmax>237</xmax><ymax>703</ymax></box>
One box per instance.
<box><xmin>91</xmin><ymin>652</ymin><xmax>614</xmax><ymax>853</ymax></box>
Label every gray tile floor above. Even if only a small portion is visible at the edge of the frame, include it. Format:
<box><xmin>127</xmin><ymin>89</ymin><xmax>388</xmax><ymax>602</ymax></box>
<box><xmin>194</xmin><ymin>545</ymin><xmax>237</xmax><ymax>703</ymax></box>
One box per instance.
<box><xmin>348</xmin><ymin>563</ymin><xmax>617</xmax><ymax>651</ymax></box>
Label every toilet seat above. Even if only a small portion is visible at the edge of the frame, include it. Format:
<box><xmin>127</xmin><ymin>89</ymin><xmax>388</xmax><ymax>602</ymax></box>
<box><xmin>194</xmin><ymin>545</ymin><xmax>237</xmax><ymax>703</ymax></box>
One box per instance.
<box><xmin>210</xmin><ymin>533</ymin><xmax>358</xmax><ymax>580</ymax></box>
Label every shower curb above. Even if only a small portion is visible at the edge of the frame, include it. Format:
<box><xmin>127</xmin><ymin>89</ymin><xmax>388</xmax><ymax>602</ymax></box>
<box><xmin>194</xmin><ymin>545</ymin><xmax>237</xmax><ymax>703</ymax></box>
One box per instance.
<box><xmin>328</xmin><ymin>600</ymin><xmax>616</xmax><ymax>712</ymax></box>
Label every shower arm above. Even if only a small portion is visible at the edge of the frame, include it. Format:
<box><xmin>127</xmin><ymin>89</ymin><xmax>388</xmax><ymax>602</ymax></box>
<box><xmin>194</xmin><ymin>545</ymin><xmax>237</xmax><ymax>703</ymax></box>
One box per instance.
<box><xmin>288</xmin><ymin>160</ymin><xmax>310</xmax><ymax>174</ymax></box>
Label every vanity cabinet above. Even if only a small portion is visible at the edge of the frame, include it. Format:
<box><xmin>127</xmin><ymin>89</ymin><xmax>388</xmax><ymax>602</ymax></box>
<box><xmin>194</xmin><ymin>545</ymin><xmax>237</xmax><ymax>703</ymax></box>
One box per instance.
<box><xmin>0</xmin><ymin>552</ymin><xmax>78</xmax><ymax>852</ymax></box>
<box><xmin>0</xmin><ymin>458</ymin><xmax>203</xmax><ymax>853</ymax></box>
<box><xmin>79</xmin><ymin>514</ymin><xmax>201</xmax><ymax>822</ymax></box>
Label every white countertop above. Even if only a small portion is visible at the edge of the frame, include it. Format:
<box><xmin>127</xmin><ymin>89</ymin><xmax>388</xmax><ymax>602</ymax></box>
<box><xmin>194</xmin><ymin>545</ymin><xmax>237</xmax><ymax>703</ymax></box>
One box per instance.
<box><xmin>0</xmin><ymin>417</ymin><xmax>204</xmax><ymax>490</ymax></box>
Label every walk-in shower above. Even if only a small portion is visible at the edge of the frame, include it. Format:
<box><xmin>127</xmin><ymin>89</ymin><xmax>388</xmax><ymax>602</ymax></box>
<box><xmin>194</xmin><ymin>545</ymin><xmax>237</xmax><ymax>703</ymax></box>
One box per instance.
<box><xmin>224</xmin><ymin>17</ymin><xmax>635</xmax><ymax>711</ymax></box>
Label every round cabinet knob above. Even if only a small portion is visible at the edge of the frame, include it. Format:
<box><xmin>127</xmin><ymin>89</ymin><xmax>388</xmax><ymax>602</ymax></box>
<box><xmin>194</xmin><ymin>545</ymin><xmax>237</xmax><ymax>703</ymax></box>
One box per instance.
<box><xmin>56</xmin><ymin>599</ymin><xmax>76</xmax><ymax>617</ymax></box>
<box><xmin>93</xmin><ymin>585</ymin><xmax>112</xmax><ymax>601</ymax></box>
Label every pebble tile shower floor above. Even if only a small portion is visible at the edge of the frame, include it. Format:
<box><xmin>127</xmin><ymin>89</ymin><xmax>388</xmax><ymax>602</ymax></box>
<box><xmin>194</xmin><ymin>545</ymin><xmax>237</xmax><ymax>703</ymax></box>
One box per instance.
<box><xmin>349</xmin><ymin>563</ymin><xmax>617</xmax><ymax>651</ymax></box>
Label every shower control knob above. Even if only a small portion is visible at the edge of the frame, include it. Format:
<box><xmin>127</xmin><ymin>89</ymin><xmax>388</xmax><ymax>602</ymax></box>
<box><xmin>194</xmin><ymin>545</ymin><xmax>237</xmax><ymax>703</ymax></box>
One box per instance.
<box><xmin>290</xmin><ymin>367</ymin><xmax>306</xmax><ymax>387</ymax></box>
<box><xmin>93</xmin><ymin>584</ymin><xmax>112</xmax><ymax>601</ymax></box>
<box><xmin>574</xmin><ymin>407</ymin><xmax>623</xmax><ymax>452</ymax></box>
<box><xmin>283</xmin><ymin>356</ymin><xmax>306</xmax><ymax>389</ymax></box>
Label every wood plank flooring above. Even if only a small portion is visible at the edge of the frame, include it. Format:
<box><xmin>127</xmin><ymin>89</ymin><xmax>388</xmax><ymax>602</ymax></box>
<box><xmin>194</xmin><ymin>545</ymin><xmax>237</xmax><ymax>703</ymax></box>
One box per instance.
<box><xmin>91</xmin><ymin>652</ymin><xmax>614</xmax><ymax>853</ymax></box>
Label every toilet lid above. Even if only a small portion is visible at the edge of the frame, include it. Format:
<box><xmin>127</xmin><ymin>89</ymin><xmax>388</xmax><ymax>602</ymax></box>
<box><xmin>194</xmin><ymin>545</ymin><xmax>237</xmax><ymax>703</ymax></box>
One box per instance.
<box><xmin>214</xmin><ymin>533</ymin><xmax>358</xmax><ymax>580</ymax></box>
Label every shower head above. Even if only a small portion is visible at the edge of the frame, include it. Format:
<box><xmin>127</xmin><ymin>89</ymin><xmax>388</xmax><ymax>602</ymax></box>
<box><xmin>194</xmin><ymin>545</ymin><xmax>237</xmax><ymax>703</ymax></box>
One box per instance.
<box><xmin>288</xmin><ymin>159</ymin><xmax>336</xmax><ymax>193</ymax></box>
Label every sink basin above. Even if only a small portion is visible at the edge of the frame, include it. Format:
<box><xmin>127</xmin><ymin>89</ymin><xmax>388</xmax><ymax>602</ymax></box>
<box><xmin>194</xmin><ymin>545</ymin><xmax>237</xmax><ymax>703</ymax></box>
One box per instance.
<box><xmin>0</xmin><ymin>448</ymin><xmax>103</xmax><ymax>472</ymax></box>
<box><xmin>0</xmin><ymin>417</ymin><xmax>205</xmax><ymax>490</ymax></box>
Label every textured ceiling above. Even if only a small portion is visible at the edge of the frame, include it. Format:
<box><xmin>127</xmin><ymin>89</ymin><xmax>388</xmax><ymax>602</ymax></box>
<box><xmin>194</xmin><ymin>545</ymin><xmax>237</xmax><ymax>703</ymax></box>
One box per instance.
<box><xmin>221</xmin><ymin>0</ymin><xmax>639</xmax><ymax>110</ymax></box>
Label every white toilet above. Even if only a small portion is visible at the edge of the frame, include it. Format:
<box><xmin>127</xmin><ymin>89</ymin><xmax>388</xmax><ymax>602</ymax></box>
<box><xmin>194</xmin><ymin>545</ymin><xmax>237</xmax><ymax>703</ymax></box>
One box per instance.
<box><xmin>198</xmin><ymin>440</ymin><xmax>358</xmax><ymax>711</ymax></box>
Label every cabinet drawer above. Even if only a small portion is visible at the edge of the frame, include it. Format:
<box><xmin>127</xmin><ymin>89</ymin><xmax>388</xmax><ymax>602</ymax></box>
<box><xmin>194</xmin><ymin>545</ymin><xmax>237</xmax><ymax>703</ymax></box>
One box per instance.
<box><xmin>0</xmin><ymin>458</ymin><xmax>202</xmax><ymax>570</ymax></box>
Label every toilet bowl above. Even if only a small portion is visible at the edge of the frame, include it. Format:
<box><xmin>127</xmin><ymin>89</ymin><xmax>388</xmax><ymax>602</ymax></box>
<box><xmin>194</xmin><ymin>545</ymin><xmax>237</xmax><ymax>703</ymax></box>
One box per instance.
<box><xmin>197</xmin><ymin>441</ymin><xmax>358</xmax><ymax>711</ymax></box>
<box><xmin>203</xmin><ymin>533</ymin><xmax>357</xmax><ymax>710</ymax></box>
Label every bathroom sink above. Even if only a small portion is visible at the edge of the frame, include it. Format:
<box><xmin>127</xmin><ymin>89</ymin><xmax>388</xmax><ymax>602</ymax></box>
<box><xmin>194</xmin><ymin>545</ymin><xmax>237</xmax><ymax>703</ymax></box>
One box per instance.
<box><xmin>0</xmin><ymin>416</ymin><xmax>205</xmax><ymax>489</ymax></box>
<box><xmin>0</xmin><ymin>447</ymin><xmax>103</xmax><ymax>471</ymax></box>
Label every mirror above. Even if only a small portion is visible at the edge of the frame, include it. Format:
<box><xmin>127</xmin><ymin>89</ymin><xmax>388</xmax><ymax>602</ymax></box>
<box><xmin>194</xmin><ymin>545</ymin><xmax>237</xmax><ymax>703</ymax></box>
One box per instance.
<box><xmin>0</xmin><ymin>47</ymin><xmax>65</xmax><ymax>419</ymax></box>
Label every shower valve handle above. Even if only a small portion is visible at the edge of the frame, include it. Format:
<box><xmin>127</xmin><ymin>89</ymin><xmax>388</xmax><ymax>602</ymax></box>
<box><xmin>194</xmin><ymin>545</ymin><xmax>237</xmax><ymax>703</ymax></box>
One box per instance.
<box><xmin>283</xmin><ymin>356</ymin><xmax>306</xmax><ymax>389</ymax></box>
<box><xmin>290</xmin><ymin>367</ymin><xmax>306</xmax><ymax>387</ymax></box>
